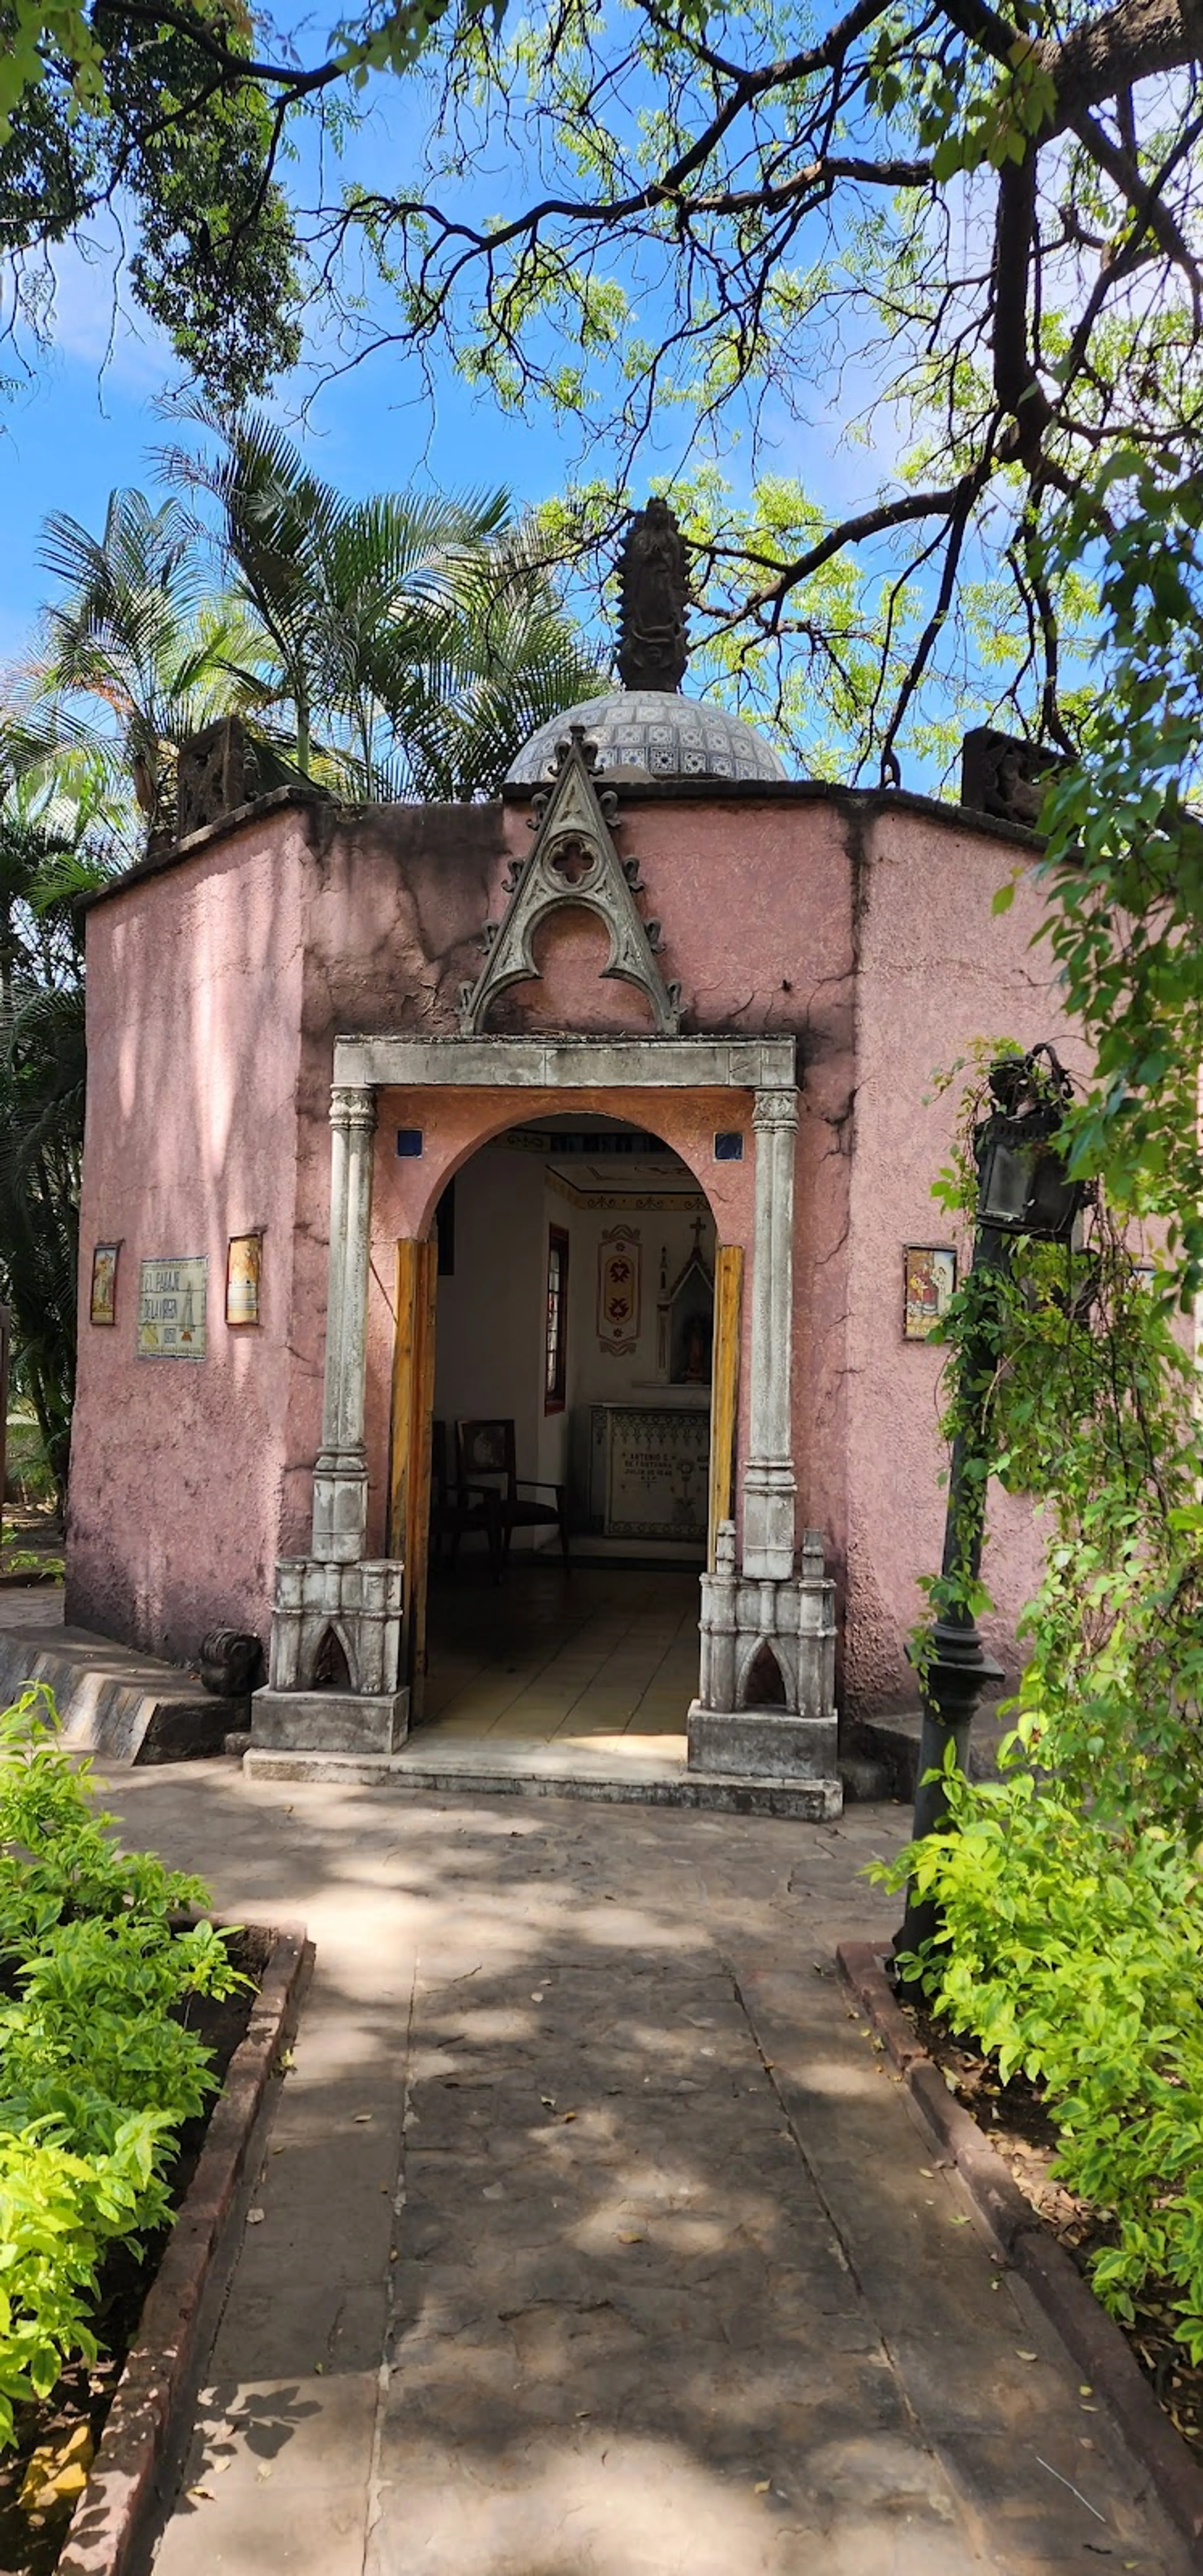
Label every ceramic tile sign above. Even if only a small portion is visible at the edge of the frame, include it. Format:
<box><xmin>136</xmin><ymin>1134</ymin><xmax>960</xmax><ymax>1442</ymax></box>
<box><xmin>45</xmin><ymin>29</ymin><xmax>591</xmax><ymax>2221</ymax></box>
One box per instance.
<box><xmin>903</xmin><ymin>1245</ymin><xmax>956</xmax><ymax>1340</ymax></box>
<box><xmin>137</xmin><ymin>1255</ymin><xmax>208</xmax><ymax>1359</ymax></box>
<box><xmin>226</xmin><ymin>1232</ymin><xmax>263</xmax><ymax>1326</ymax></box>
<box><xmin>89</xmin><ymin>1243</ymin><xmax>120</xmax><ymax>1327</ymax></box>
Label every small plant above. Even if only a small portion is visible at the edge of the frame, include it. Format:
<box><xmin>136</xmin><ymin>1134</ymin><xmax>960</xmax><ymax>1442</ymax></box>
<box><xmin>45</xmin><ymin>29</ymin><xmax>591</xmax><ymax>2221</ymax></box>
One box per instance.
<box><xmin>878</xmin><ymin>1759</ymin><xmax>1203</xmax><ymax>2360</ymax></box>
<box><xmin>0</xmin><ymin>1684</ymin><xmax>242</xmax><ymax>2444</ymax></box>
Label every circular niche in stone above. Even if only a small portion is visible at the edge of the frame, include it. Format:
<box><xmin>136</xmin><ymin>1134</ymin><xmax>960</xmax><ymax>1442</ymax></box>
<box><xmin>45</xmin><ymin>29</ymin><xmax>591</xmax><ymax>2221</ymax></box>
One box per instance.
<box><xmin>508</xmin><ymin>689</ymin><xmax>788</xmax><ymax>786</ymax></box>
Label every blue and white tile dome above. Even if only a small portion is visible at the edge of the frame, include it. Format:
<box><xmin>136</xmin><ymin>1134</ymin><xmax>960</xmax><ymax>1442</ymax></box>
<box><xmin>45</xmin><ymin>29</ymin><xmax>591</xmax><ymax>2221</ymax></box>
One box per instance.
<box><xmin>508</xmin><ymin>689</ymin><xmax>787</xmax><ymax>785</ymax></box>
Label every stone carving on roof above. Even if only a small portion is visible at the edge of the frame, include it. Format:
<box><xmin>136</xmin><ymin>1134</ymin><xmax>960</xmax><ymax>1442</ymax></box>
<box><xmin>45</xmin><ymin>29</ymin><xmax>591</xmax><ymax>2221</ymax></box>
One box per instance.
<box><xmin>458</xmin><ymin>726</ymin><xmax>682</xmax><ymax>1037</ymax></box>
<box><xmin>617</xmin><ymin>499</ymin><xmax>690</xmax><ymax>693</ymax></box>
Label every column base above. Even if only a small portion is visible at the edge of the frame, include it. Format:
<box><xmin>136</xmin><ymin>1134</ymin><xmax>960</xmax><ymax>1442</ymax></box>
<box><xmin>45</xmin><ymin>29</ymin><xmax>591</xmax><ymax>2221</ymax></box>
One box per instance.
<box><xmin>686</xmin><ymin>1703</ymin><xmax>838</xmax><ymax>1782</ymax></box>
<box><xmin>250</xmin><ymin>1685</ymin><xmax>409</xmax><ymax>1755</ymax></box>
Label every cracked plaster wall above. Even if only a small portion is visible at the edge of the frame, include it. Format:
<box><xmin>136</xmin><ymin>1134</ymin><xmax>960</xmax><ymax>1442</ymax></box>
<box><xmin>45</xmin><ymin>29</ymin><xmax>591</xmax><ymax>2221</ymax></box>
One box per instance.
<box><xmin>68</xmin><ymin>785</ymin><xmax>1066</xmax><ymax>1710</ymax></box>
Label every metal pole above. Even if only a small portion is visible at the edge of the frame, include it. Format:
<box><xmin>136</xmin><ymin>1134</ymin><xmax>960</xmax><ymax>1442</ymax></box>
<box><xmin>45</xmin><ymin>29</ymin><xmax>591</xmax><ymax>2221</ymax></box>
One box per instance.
<box><xmin>896</xmin><ymin>1223</ymin><xmax>1010</xmax><ymax>1958</ymax></box>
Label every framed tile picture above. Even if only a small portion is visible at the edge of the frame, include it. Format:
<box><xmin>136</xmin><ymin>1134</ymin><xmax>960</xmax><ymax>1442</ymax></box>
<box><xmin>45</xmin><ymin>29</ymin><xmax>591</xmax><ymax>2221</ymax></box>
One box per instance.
<box><xmin>226</xmin><ymin>1233</ymin><xmax>263</xmax><ymax>1327</ymax></box>
<box><xmin>90</xmin><ymin>1242</ymin><xmax>121</xmax><ymax>1327</ymax></box>
<box><xmin>903</xmin><ymin>1245</ymin><xmax>956</xmax><ymax>1340</ymax></box>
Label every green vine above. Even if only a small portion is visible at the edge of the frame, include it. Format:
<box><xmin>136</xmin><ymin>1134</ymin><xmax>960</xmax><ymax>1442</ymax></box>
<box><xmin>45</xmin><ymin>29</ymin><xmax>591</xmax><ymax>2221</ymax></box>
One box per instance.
<box><xmin>911</xmin><ymin>1045</ymin><xmax>1200</xmax><ymax>1829</ymax></box>
<box><xmin>876</xmin><ymin>1048</ymin><xmax>1203</xmax><ymax>2361</ymax></box>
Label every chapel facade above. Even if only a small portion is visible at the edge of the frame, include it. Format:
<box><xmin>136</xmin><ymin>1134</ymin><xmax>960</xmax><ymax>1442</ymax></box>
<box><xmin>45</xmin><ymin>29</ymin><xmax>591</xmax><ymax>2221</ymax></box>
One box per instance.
<box><xmin>67</xmin><ymin>510</ymin><xmax>1075</xmax><ymax>1808</ymax></box>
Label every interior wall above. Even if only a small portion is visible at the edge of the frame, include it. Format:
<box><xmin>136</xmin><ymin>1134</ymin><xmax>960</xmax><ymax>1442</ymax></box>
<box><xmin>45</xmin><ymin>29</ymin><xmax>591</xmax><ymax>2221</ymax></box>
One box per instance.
<box><xmin>432</xmin><ymin>1141</ymin><xmax>717</xmax><ymax>1545</ymax></box>
<box><xmin>433</xmin><ymin>1149</ymin><xmax>545</xmax><ymax>1497</ymax></box>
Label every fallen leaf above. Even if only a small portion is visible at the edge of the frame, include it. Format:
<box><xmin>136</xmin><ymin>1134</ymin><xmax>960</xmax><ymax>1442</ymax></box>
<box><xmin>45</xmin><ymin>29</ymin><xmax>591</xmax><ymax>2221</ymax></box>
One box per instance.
<box><xmin>531</xmin><ymin>1991</ymin><xmax>545</xmax><ymax>2002</ymax></box>
<box><xmin>919</xmin><ymin>2168</ymin><xmax>935</xmax><ymax>2179</ymax></box>
<box><xmin>562</xmin><ymin>2111</ymin><xmax>578</xmax><ymax>2123</ymax></box>
<box><xmin>617</xmin><ymin>2230</ymin><xmax>645</xmax><ymax>2244</ymax></box>
<box><xmin>246</xmin><ymin>2208</ymin><xmax>265</xmax><ymax>2226</ymax></box>
<box><xmin>754</xmin><ymin>2480</ymin><xmax>771</xmax><ymax>2494</ymax></box>
<box><xmin>949</xmin><ymin>2214</ymin><xmax>969</xmax><ymax>2226</ymax></box>
<box><xmin>540</xmin><ymin>2095</ymin><xmax>556</xmax><ymax>2109</ymax></box>
<box><xmin>1079</xmin><ymin>2384</ymin><xmax>1093</xmax><ymax>2396</ymax></box>
<box><xmin>257</xmin><ymin>2464</ymin><xmax>274</xmax><ymax>2481</ymax></box>
<box><xmin>353</xmin><ymin>2112</ymin><xmax>372</xmax><ymax>2125</ymax></box>
<box><xmin>187</xmin><ymin>2486</ymin><xmax>213</xmax><ymax>2503</ymax></box>
<box><xmin>213</xmin><ymin>2457</ymin><xmax>232</xmax><ymax>2475</ymax></box>
<box><xmin>1016</xmin><ymin>2350</ymin><xmax>1039</xmax><ymax>2363</ymax></box>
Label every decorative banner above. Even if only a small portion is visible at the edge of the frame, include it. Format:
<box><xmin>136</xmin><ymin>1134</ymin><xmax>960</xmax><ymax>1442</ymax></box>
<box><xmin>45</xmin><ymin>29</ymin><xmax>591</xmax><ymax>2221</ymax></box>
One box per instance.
<box><xmin>137</xmin><ymin>1256</ymin><xmax>208</xmax><ymax>1359</ymax></box>
<box><xmin>903</xmin><ymin>1245</ymin><xmax>956</xmax><ymax>1340</ymax></box>
<box><xmin>89</xmin><ymin>1244</ymin><xmax>120</xmax><ymax>1327</ymax></box>
<box><xmin>597</xmin><ymin>1224</ymin><xmax>641</xmax><ymax>1355</ymax></box>
<box><xmin>226</xmin><ymin>1233</ymin><xmax>263</xmax><ymax>1326</ymax></box>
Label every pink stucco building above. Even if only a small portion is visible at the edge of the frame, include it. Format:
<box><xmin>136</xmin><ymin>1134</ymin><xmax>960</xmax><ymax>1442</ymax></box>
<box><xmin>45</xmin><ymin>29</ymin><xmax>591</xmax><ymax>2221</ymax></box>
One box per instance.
<box><xmin>69</xmin><ymin>673</ymin><xmax>1073</xmax><ymax>1808</ymax></box>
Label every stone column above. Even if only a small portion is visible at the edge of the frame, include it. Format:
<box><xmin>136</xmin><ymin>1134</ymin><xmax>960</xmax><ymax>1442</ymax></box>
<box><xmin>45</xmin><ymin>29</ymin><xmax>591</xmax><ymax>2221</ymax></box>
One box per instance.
<box><xmin>742</xmin><ymin>1084</ymin><xmax>799</xmax><ymax>1579</ymax></box>
<box><xmin>311</xmin><ymin>1083</ymin><xmax>376</xmax><ymax>1563</ymax></box>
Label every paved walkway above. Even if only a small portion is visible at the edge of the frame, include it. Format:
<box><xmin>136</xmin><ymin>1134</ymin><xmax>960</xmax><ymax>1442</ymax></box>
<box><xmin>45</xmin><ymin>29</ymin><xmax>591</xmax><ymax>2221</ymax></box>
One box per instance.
<box><xmin>85</xmin><ymin>1761</ymin><xmax>1191</xmax><ymax>2576</ymax></box>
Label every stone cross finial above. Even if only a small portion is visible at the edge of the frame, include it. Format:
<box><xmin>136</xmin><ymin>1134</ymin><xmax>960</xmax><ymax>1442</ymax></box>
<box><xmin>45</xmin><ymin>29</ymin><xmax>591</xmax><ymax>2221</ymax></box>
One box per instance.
<box><xmin>617</xmin><ymin>499</ymin><xmax>690</xmax><ymax>692</ymax></box>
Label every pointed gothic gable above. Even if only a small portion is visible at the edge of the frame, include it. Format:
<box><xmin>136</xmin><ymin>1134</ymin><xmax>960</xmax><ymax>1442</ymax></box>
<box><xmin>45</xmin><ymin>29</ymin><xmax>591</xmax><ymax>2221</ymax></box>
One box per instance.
<box><xmin>458</xmin><ymin>727</ymin><xmax>682</xmax><ymax>1036</ymax></box>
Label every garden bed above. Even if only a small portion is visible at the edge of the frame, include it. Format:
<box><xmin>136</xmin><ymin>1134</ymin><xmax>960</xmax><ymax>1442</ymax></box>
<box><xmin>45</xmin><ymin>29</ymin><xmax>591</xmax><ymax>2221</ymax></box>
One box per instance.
<box><xmin>838</xmin><ymin>1939</ymin><xmax>1203</xmax><ymax>2554</ymax></box>
<box><xmin>36</xmin><ymin>1915</ymin><xmax>310</xmax><ymax>2576</ymax></box>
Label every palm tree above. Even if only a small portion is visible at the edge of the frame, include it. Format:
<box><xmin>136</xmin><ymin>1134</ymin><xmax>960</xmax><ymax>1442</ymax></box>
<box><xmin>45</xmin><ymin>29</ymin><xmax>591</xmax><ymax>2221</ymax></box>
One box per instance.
<box><xmin>0</xmin><ymin>757</ymin><xmax>121</xmax><ymax>1510</ymax></box>
<box><xmin>33</xmin><ymin>489</ymin><xmax>253</xmax><ymax>836</ymax></box>
<box><xmin>161</xmin><ymin>412</ymin><xmax>604</xmax><ymax>797</ymax></box>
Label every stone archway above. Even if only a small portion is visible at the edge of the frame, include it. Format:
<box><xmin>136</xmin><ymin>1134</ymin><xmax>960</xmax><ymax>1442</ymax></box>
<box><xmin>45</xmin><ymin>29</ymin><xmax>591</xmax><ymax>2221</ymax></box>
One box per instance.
<box><xmin>250</xmin><ymin>1035</ymin><xmax>840</xmax><ymax>1800</ymax></box>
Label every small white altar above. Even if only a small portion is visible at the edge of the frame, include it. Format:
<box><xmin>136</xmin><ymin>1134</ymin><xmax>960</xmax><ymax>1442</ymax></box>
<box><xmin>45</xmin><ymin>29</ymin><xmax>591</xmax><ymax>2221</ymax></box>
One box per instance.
<box><xmin>589</xmin><ymin>1401</ymin><xmax>710</xmax><ymax>1543</ymax></box>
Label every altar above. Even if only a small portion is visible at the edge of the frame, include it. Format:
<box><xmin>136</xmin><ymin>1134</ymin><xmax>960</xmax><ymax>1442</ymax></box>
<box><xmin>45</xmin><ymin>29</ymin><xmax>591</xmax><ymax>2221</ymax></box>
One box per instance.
<box><xmin>589</xmin><ymin>1401</ymin><xmax>710</xmax><ymax>1545</ymax></box>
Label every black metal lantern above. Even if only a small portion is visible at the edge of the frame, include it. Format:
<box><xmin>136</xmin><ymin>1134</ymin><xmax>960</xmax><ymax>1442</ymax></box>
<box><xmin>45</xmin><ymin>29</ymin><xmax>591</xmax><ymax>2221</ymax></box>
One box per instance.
<box><xmin>973</xmin><ymin>1046</ymin><xmax>1084</xmax><ymax>1241</ymax></box>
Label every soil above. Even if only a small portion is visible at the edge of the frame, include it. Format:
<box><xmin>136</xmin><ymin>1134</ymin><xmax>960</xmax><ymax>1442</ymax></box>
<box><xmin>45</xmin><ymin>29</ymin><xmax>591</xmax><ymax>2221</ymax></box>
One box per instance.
<box><xmin>899</xmin><ymin>1987</ymin><xmax>1203</xmax><ymax>2462</ymax></box>
<box><xmin>0</xmin><ymin>1923</ymin><xmax>269</xmax><ymax>2576</ymax></box>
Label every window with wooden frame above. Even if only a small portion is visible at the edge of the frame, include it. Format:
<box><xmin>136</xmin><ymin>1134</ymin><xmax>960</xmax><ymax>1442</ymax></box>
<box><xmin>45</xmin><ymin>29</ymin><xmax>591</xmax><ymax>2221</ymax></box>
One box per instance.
<box><xmin>544</xmin><ymin>1224</ymin><xmax>569</xmax><ymax>1412</ymax></box>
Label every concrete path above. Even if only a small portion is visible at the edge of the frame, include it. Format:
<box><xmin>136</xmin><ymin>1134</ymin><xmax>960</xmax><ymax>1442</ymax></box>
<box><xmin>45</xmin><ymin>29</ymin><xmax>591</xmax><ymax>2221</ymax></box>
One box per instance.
<box><xmin>92</xmin><ymin>1763</ymin><xmax>1189</xmax><ymax>2576</ymax></box>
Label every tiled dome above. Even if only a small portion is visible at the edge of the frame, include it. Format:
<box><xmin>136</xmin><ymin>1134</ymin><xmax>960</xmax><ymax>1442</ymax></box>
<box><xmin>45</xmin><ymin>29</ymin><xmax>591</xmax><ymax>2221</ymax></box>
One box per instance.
<box><xmin>508</xmin><ymin>689</ymin><xmax>787</xmax><ymax>785</ymax></box>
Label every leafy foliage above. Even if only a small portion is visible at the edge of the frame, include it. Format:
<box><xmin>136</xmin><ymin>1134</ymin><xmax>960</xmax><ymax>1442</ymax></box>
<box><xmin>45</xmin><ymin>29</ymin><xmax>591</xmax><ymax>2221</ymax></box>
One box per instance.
<box><xmin>0</xmin><ymin>1684</ymin><xmax>241</xmax><ymax>2446</ymax></box>
<box><xmin>884</xmin><ymin>1764</ymin><xmax>1203</xmax><ymax>2361</ymax></box>
<box><xmin>1034</xmin><ymin>464</ymin><xmax>1203</xmax><ymax>1302</ymax></box>
<box><xmin>0</xmin><ymin>2</ymin><xmax>305</xmax><ymax>406</ymax></box>
<box><xmin>879</xmin><ymin>1053</ymin><xmax>1203</xmax><ymax>2361</ymax></box>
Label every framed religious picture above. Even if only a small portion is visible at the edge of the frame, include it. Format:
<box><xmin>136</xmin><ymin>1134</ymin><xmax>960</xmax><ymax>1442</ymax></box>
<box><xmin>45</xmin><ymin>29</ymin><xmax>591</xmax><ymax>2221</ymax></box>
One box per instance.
<box><xmin>226</xmin><ymin>1233</ymin><xmax>263</xmax><ymax>1327</ymax></box>
<box><xmin>90</xmin><ymin>1243</ymin><xmax>121</xmax><ymax>1327</ymax></box>
<box><xmin>903</xmin><ymin>1245</ymin><xmax>956</xmax><ymax>1340</ymax></box>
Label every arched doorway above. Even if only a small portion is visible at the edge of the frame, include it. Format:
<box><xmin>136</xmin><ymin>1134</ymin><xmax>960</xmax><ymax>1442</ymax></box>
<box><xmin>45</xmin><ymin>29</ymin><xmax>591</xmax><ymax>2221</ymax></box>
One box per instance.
<box><xmin>395</xmin><ymin>1113</ymin><xmax>738</xmax><ymax>1754</ymax></box>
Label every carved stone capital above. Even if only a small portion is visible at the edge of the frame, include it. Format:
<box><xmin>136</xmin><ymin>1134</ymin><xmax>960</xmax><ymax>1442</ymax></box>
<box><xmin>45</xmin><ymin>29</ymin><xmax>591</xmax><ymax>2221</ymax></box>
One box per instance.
<box><xmin>330</xmin><ymin>1084</ymin><xmax>377</xmax><ymax>1137</ymax></box>
<box><xmin>752</xmin><ymin>1087</ymin><xmax>799</xmax><ymax>1135</ymax></box>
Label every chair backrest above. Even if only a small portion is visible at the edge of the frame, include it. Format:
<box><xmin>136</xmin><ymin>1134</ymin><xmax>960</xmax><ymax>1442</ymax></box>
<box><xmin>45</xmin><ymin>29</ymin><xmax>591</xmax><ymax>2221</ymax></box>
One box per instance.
<box><xmin>456</xmin><ymin>1418</ymin><xmax>517</xmax><ymax>1497</ymax></box>
<box><xmin>431</xmin><ymin>1418</ymin><xmax>448</xmax><ymax>1505</ymax></box>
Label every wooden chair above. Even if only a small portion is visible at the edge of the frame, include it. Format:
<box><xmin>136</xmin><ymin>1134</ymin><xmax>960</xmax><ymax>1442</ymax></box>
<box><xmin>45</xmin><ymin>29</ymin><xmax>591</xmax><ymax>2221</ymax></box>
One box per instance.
<box><xmin>430</xmin><ymin>1418</ymin><xmax>504</xmax><ymax>1582</ymax></box>
<box><xmin>455</xmin><ymin>1418</ymin><xmax>570</xmax><ymax>1568</ymax></box>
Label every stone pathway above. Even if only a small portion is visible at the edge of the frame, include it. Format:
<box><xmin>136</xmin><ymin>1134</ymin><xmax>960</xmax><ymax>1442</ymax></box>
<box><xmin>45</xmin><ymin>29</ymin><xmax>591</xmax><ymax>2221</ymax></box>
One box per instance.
<box><xmin>90</xmin><ymin>1763</ymin><xmax>1190</xmax><ymax>2576</ymax></box>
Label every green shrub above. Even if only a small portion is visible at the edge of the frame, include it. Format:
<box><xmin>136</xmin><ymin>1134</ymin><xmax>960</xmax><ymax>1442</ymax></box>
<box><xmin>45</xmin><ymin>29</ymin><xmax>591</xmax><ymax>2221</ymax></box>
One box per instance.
<box><xmin>0</xmin><ymin>1684</ymin><xmax>243</xmax><ymax>2444</ymax></box>
<box><xmin>879</xmin><ymin>1756</ymin><xmax>1203</xmax><ymax>2360</ymax></box>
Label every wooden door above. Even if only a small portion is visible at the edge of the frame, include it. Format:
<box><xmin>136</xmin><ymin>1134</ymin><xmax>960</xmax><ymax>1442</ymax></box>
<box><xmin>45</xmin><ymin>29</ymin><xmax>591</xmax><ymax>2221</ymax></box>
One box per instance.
<box><xmin>707</xmin><ymin>1243</ymin><xmax>743</xmax><ymax>1569</ymax></box>
<box><xmin>388</xmin><ymin>1236</ymin><xmax>438</xmax><ymax>1722</ymax></box>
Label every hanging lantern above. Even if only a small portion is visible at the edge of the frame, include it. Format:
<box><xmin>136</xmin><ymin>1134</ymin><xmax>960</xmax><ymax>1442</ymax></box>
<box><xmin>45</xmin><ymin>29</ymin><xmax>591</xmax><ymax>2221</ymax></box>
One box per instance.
<box><xmin>973</xmin><ymin>1047</ymin><xmax>1084</xmax><ymax>1241</ymax></box>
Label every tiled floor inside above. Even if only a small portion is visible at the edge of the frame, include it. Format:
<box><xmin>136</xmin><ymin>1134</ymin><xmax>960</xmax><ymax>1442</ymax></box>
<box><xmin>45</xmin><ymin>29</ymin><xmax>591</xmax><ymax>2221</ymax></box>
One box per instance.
<box><xmin>419</xmin><ymin>1559</ymin><xmax>700</xmax><ymax>1759</ymax></box>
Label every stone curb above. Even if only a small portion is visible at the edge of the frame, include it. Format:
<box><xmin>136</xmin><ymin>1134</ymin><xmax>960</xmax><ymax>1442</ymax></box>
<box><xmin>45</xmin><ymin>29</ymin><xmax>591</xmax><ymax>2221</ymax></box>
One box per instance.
<box><xmin>58</xmin><ymin>1918</ymin><xmax>315</xmax><ymax>2576</ymax></box>
<box><xmin>836</xmin><ymin>1939</ymin><xmax>1203</xmax><ymax>2553</ymax></box>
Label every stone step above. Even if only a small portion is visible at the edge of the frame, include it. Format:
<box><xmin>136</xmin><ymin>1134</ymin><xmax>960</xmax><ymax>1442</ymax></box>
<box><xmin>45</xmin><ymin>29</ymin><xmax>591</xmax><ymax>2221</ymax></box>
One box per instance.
<box><xmin>0</xmin><ymin>1622</ymin><xmax>243</xmax><ymax>1763</ymax></box>
<box><xmin>854</xmin><ymin>1704</ymin><xmax>1013</xmax><ymax>1803</ymax></box>
<box><xmin>242</xmin><ymin>1737</ymin><xmax>843</xmax><ymax>1819</ymax></box>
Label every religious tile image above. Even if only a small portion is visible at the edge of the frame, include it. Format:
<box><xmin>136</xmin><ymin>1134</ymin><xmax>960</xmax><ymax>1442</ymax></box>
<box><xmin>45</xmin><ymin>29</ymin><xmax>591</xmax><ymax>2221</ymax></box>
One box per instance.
<box><xmin>597</xmin><ymin>1225</ymin><xmax>641</xmax><ymax>1355</ymax></box>
<box><xmin>904</xmin><ymin>1245</ymin><xmax>956</xmax><ymax>1339</ymax></box>
<box><xmin>89</xmin><ymin>1243</ymin><xmax>120</xmax><ymax>1327</ymax></box>
<box><xmin>226</xmin><ymin>1233</ymin><xmax>263</xmax><ymax>1326</ymax></box>
<box><xmin>136</xmin><ymin>1255</ymin><xmax>208</xmax><ymax>1359</ymax></box>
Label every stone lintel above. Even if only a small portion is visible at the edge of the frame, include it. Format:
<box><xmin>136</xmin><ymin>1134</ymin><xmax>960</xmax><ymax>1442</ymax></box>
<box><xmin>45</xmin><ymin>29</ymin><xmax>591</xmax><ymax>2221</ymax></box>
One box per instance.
<box><xmin>333</xmin><ymin>1034</ymin><xmax>798</xmax><ymax>1095</ymax></box>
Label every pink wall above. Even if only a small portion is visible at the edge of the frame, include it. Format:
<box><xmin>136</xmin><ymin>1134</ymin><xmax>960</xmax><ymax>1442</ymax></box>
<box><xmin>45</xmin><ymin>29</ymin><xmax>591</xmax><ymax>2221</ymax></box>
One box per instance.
<box><xmin>70</xmin><ymin>815</ymin><xmax>310</xmax><ymax>1656</ymax></box>
<box><xmin>69</xmin><ymin>775</ymin><xmax>1066</xmax><ymax>1717</ymax></box>
<box><xmin>842</xmin><ymin>806</ymin><xmax>1081</xmax><ymax>1713</ymax></box>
